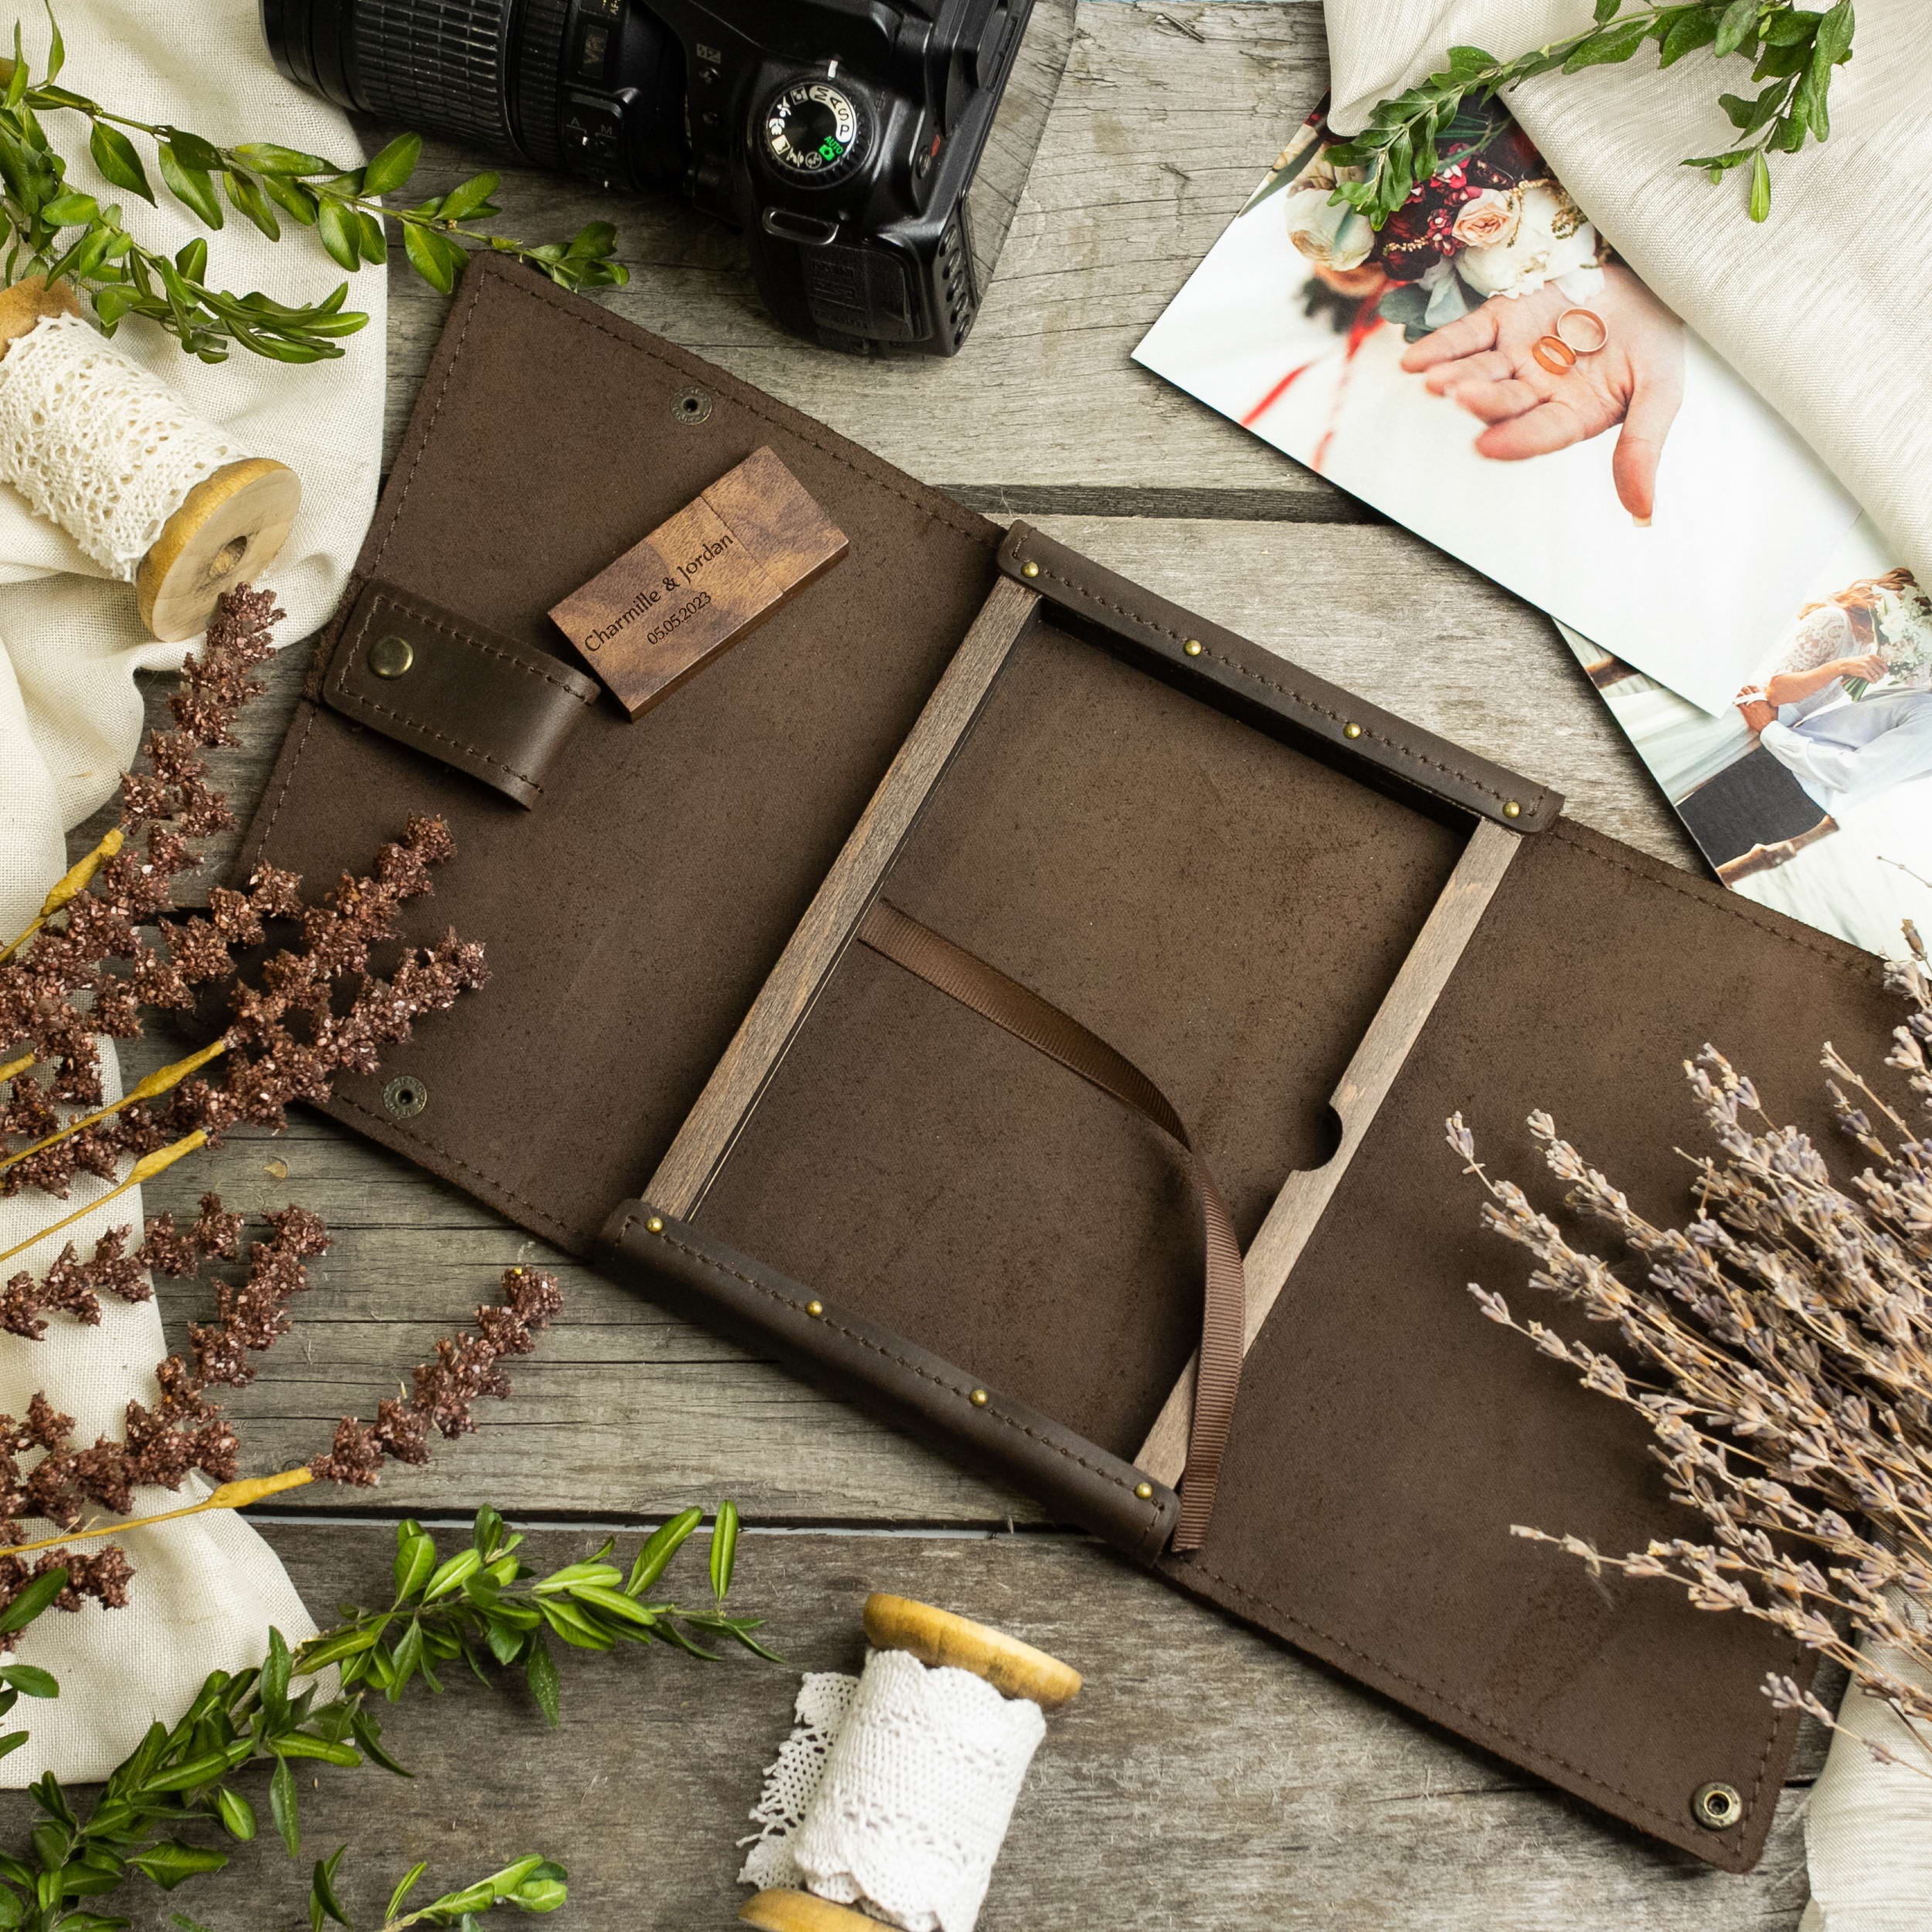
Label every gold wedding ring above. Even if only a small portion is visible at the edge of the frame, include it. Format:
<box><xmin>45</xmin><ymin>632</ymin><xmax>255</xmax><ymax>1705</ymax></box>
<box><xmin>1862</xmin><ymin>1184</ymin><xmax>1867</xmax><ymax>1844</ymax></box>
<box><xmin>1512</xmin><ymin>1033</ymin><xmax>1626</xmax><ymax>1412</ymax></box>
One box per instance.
<box><xmin>1531</xmin><ymin>335</ymin><xmax>1576</xmax><ymax>376</ymax></box>
<box><xmin>1554</xmin><ymin>305</ymin><xmax>1608</xmax><ymax>355</ymax></box>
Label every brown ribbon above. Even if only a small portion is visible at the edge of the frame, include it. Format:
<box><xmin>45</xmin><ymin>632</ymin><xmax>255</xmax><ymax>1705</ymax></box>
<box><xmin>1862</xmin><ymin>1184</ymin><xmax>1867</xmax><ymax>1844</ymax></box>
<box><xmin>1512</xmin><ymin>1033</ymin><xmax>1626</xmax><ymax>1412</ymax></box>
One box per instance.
<box><xmin>856</xmin><ymin>900</ymin><xmax>1243</xmax><ymax>1553</ymax></box>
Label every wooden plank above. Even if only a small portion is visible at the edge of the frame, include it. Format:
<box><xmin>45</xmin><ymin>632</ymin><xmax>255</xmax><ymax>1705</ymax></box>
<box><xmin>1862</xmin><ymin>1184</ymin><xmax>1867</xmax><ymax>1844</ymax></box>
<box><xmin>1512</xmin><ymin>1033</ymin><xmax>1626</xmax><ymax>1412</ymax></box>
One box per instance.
<box><xmin>1136</xmin><ymin>817</ymin><xmax>1521</xmax><ymax>1485</ymax></box>
<box><xmin>372</xmin><ymin>3</ymin><xmax>1342</xmax><ymax>504</ymax></box>
<box><xmin>648</xmin><ymin>579</ymin><xmax>1040</xmax><ymax>1219</ymax></box>
<box><xmin>0</xmin><ymin>1519</ymin><xmax>1814</xmax><ymax>1932</ymax></box>
<box><xmin>70</xmin><ymin>518</ymin><xmax>1692</xmax><ymax>889</ymax></box>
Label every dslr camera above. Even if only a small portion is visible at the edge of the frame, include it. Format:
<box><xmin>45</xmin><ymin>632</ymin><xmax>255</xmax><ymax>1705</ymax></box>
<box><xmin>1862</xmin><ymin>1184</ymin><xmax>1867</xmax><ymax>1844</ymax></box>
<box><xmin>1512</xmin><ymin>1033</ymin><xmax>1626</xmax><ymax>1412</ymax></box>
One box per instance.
<box><xmin>261</xmin><ymin>0</ymin><xmax>1072</xmax><ymax>356</ymax></box>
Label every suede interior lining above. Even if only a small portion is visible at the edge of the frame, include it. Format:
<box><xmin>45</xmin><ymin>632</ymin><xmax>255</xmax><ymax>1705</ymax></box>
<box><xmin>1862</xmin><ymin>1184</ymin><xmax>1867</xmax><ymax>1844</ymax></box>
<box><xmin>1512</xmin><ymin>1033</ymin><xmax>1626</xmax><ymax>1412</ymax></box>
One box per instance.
<box><xmin>692</xmin><ymin>614</ymin><xmax>1466</xmax><ymax>1458</ymax></box>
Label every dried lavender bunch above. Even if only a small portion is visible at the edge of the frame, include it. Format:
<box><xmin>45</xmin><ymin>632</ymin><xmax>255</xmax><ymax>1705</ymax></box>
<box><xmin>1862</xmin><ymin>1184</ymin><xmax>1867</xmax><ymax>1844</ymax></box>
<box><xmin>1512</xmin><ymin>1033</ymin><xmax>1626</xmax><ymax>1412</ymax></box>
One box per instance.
<box><xmin>1453</xmin><ymin>924</ymin><xmax>1932</xmax><ymax>1774</ymax></box>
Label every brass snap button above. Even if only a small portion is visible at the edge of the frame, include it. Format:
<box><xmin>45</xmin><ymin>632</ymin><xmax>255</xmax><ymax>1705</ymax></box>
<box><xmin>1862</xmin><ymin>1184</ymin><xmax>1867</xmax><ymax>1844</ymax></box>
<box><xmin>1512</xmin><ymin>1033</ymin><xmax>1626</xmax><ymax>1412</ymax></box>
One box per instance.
<box><xmin>369</xmin><ymin>634</ymin><xmax>414</xmax><ymax>679</ymax></box>
<box><xmin>1691</xmin><ymin>1781</ymin><xmax>1742</xmax><ymax>1830</ymax></box>
<box><xmin>671</xmin><ymin>388</ymin><xmax>713</xmax><ymax>425</ymax></box>
<box><xmin>382</xmin><ymin>1074</ymin><xmax>428</xmax><ymax>1118</ymax></box>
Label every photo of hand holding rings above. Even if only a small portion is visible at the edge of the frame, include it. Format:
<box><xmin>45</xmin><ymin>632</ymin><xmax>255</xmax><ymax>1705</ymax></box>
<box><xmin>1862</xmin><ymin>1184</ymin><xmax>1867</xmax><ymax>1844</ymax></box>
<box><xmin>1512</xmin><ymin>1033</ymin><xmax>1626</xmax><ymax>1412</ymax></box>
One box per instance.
<box><xmin>1400</xmin><ymin>270</ymin><xmax>1683</xmax><ymax>528</ymax></box>
<box><xmin>1134</xmin><ymin>97</ymin><xmax>1859</xmax><ymax>716</ymax></box>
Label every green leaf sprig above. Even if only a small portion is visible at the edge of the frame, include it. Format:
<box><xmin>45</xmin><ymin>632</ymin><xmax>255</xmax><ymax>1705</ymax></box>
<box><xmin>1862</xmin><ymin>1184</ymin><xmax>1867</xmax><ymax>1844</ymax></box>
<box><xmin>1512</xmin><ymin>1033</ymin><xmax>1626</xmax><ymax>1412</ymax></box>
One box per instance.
<box><xmin>169</xmin><ymin>1849</ymin><xmax>569</xmax><ymax>1932</ymax></box>
<box><xmin>0</xmin><ymin>1505</ymin><xmax>766</xmax><ymax>1932</ymax></box>
<box><xmin>1328</xmin><ymin>0</ymin><xmax>1856</xmax><ymax>229</ymax></box>
<box><xmin>0</xmin><ymin>8</ymin><xmax>628</xmax><ymax>364</ymax></box>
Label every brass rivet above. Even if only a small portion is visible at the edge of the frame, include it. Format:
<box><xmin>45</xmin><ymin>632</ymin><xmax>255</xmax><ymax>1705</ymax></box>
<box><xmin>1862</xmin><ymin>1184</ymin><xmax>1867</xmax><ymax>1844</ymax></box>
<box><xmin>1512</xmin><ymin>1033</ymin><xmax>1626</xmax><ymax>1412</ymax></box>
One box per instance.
<box><xmin>670</xmin><ymin>387</ymin><xmax>713</xmax><ymax>424</ymax></box>
<box><xmin>1183</xmin><ymin>638</ymin><xmax>1202</xmax><ymax>657</ymax></box>
<box><xmin>1134</xmin><ymin>1481</ymin><xmax>1154</xmax><ymax>1501</ymax></box>
<box><xmin>381</xmin><ymin>1074</ymin><xmax>427</xmax><ymax>1117</ymax></box>
<box><xmin>1020</xmin><ymin>560</ymin><xmax>1040</xmax><ymax>580</ymax></box>
<box><xmin>369</xmin><ymin>634</ymin><xmax>413</xmax><ymax>679</ymax></box>
<box><xmin>1343</xmin><ymin>721</ymin><xmax>1362</xmax><ymax>740</ymax></box>
<box><xmin>1691</xmin><ymin>1782</ymin><xmax>1742</xmax><ymax>1831</ymax></box>
<box><xmin>645</xmin><ymin>1215</ymin><xmax>665</xmax><ymax>1234</ymax></box>
<box><xmin>969</xmin><ymin>1387</ymin><xmax>990</xmax><ymax>1407</ymax></box>
<box><xmin>1503</xmin><ymin>800</ymin><xmax>1523</xmax><ymax>819</ymax></box>
<box><xmin>805</xmin><ymin>1299</ymin><xmax>824</xmax><ymax>1317</ymax></box>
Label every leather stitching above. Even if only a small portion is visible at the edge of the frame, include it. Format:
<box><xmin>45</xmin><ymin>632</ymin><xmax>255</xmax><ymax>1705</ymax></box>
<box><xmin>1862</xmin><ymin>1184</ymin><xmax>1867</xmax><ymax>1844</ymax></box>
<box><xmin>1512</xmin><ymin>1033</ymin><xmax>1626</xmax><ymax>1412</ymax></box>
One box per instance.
<box><xmin>1012</xmin><ymin>546</ymin><xmax>1553</xmax><ymax>825</ymax></box>
<box><xmin>1550</xmin><ymin>820</ymin><xmax>1884</xmax><ymax>978</ymax></box>
<box><xmin>331</xmin><ymin>1091</ymin><xmax>586</xmax><ymax>1247</ymax></box>
<box><xmin>494</xmin><ymin>270</ymin><xmax>992</xmax><ymax>546</ymax></box>
<box><xmin>332</xmin><ymin>597</ymin><xmax>550</xmax><ymax>798</ymax></box>
<box><xmin>614</xmin><ymin>1211</ymin><xmax>1166</xmax><ymax>1541</ymax></box>
<box><xmin>366</xmin><ymin>590</ymin><xmax>598</xmax><ymax>702</ymax></box>
<box><xmin>1185</xmin><ymin>1556</ymin><xmax>1787</xmax><ymax>1848</ymax></box>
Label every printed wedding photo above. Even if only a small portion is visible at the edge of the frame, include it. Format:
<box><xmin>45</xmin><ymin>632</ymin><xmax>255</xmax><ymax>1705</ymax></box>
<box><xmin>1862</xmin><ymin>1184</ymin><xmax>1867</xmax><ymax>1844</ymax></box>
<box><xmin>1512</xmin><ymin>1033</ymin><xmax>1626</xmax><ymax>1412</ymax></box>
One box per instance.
<box><xmin>1134</xmin><ymin>98</ymin><xmax>1859</xmax><ymax>716</ymax></box>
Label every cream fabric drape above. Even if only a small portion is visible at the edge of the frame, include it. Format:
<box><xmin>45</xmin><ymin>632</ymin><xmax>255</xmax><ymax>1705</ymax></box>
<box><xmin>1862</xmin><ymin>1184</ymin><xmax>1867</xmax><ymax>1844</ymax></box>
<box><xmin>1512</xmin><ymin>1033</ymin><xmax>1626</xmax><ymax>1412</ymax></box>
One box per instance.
<box><xmin>1321</xmin><ymin>5</ymin><xmax>1932</xmax><ymax>1923</ymax></box>
<box><xmin>0</xmin><ymin>0</ymin><xmax>384</xmax><ymax>1779</ymax></box>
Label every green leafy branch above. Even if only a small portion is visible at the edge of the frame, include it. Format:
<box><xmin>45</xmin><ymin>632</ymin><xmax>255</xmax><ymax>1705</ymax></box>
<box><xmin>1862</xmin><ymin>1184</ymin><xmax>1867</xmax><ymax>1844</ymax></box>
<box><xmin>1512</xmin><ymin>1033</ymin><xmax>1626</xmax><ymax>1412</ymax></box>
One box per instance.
<box><xmin>1328</xmin><ymin>0</ymin><xmax>1856</xmax><ymax>228</ymax></box>
<box><xmin>0</xmin><ymin>8</ymin><xmax>628</xmax><ymax>365</ymax></box>
<box><xmin>0</xmin><ymin>1505</ymin><xmax>765</xmax><ymax>1932</ymax></box>
<box><xmin>169</xmin><ymin>1849</ymin><xmax>570</xmax><ymax>1932</ymax></box>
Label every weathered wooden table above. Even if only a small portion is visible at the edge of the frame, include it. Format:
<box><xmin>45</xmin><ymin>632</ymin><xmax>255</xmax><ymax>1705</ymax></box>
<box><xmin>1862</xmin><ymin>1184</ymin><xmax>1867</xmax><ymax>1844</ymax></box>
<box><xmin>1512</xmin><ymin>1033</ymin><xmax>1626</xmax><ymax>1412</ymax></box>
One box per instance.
<box><xmin>46</xmin><ymin>5</ymin><xmax>1826</xmax><ymax>1926</ymax></box>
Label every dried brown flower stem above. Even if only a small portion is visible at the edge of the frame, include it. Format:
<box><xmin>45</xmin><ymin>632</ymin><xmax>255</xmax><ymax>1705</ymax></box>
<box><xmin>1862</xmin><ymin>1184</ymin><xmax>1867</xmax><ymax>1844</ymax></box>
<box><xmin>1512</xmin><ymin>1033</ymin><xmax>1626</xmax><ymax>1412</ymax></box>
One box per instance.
<box><xmin>0</xmin><ymin>829</ymin><xmax>122</xmax><ymax>966</ymax></box>
<box><xmin>0</xmin><ymin>1040</ymin><xmax>227</xmax><ymax>1179</ymax></box>
<box><xmin>0</xmin><ymin>1466</ymin><xmax>313</xmax><ymax>1560</ymax></box>
<box><xmin>0</xmin><ymin>1132</ymin><xmax>205</xmax><ymax>1267</ymax></box>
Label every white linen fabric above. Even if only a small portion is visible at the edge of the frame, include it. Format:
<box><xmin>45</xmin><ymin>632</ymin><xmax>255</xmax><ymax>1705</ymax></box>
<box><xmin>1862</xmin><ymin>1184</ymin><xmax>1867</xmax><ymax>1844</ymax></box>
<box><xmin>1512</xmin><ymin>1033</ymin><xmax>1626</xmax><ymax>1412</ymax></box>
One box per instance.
<box><xmin>740</xmin><ymin>1655</ymin><xmax>1047</xmax><ymax>1932</ymax></box>
<box><xmin>1321</xmin><ymin>4</ymin><xmax>1932</xmax><ymax>1919</ymax></box>
<box><xmin>0</xmin><ymin>0</ymin><xmax>385</xmax><ymax>1780</ymax></box>
<box><xmin>1798</xmin><ymin>1603</ymin><xmax>1932</xmax><ymax>1932</ymax></box>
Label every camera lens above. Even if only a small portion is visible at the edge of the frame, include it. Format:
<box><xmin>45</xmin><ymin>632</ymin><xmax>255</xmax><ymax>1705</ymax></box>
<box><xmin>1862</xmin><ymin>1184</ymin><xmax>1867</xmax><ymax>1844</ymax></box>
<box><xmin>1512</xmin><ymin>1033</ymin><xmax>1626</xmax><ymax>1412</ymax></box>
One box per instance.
<box><xmin>260</xmin><ymin>0</ymin><xmax>685</xmax><ymax>187</ymax></box>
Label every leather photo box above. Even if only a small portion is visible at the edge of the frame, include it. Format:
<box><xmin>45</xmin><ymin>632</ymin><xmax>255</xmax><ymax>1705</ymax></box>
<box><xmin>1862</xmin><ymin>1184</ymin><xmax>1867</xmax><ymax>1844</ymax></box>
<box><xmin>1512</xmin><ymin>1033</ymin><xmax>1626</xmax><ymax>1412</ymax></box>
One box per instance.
<box><xmin>237</xmin><ymin>255</ymin><xmax>1900</xmax><ymax>1872</ymax></box>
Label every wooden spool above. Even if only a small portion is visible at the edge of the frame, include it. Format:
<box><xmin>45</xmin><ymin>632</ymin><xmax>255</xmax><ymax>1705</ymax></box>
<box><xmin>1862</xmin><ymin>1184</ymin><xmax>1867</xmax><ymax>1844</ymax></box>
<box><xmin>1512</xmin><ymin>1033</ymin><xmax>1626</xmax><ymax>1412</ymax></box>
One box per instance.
<box><xmin>0</xmin><ymin>276</ymin><xmax>301</xmax><ymax>644</ymax></box>
<box><xmin>739</xmin><ymin>1594</ymin><xmax>1081</xmax><ymax>1932</ymax></box>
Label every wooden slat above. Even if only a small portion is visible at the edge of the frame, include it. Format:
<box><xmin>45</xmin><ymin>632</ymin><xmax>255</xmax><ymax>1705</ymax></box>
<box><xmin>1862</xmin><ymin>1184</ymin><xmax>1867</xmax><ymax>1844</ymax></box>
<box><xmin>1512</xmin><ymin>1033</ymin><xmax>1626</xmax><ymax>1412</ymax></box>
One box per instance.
<box><xmin>0</xmin><ymin>1519</ymin><xmax>1811</xmax><ymax>1932</ymax></box>
<box><xmin>1136</xmin><ymin>817</ymin><xmax>1522</xmax><ymax>1485</ymax></box>
<box><xmin>647</xmin><ymin>579</ymin><xmax>1040</xmax><ymax>1219</ymax></box>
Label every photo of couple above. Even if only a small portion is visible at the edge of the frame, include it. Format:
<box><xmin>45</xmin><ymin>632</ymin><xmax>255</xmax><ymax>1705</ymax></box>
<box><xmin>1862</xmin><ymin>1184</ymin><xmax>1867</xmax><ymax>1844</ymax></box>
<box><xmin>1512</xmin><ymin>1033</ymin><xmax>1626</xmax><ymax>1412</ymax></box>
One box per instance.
<box><xmin>1134</xmin><ymin>99</ymin><xmax>1859</xmax><ymax>715</ymax></box>
<box><xmin>1566</xmin><ymin>519</ymin><xmax>1932</xmax><ymax>961</ymax></box>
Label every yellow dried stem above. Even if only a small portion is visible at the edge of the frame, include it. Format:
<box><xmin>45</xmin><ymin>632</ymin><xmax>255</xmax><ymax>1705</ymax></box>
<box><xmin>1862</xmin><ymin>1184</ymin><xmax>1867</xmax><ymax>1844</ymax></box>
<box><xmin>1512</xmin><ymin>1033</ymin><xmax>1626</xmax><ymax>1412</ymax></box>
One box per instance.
<box><xmin>0</xmin><ymin>1056</ymin><xmax>33</xmax><ymax>1089</ymax></box>
<box><xmin>0</xmin><ymin>1038</ymin><xmax>228</xmax><ymax>1180</ymax></box>
<box><xmin>0</xmin><ymin>1130</ymin><xmax>207</xmax><ymax>1269</ymax></box>
<box><xmin>0</xmin><ymin>1466</ymin><xmax>314</xmax><ymax>1561</ymax></box>
<box><xmin>0</xmin><ymin>828</ymin><xmax>124</xmax><ymax>965</ymax></box>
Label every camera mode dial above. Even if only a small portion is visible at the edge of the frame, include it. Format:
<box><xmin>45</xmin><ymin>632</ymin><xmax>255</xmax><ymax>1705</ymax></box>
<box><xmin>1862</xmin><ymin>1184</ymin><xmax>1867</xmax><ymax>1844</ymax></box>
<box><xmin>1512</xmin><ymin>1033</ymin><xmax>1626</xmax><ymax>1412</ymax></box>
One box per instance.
<box><xmin>761</xmin><ymin>77</ymin><xmax>868</xmax><ymax>185</ymax></box>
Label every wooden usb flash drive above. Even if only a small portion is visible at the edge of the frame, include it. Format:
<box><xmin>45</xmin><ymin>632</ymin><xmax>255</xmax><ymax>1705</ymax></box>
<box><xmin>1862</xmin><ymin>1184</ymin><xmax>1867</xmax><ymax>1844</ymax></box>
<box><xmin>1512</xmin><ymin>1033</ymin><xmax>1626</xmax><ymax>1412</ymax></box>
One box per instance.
<box><xmin>549</xmin><ymin>447</ymin><xmax>849</xmax><ymax>718</ymax></box>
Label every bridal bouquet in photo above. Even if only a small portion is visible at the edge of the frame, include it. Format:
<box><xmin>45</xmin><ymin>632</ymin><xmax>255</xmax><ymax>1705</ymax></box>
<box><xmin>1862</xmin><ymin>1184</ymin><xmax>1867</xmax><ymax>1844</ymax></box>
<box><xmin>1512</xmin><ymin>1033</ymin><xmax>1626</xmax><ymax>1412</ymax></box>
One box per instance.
<box><xmin>1847</xmin><ymin>579</ymin><xmax>1932</xmax><ymax>701</ymax></box>
<box><xmin>1265</xmin><ymin>100</ymin><xmax>1607</xmax><ymax>342</ymax></box>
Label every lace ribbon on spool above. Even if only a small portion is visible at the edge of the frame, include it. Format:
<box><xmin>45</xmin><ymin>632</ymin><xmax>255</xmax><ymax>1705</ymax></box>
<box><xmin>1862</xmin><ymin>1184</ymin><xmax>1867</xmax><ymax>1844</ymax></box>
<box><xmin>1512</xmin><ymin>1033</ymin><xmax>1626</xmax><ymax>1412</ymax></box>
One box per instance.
<box><xmin>0</xmin><ymin>311</ymin><xmax>248</xmax><ymax>580</ymax></box>
<box><xmin>740</xmin><ymin>1651</ymin><xmax>1048</xmax><ymax>1932</ymax></box>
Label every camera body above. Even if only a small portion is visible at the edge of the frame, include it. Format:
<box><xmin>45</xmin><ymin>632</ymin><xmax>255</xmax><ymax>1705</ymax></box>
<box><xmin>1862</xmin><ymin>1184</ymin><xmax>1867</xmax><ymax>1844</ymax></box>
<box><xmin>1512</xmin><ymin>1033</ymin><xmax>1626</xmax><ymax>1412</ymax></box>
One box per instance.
<box><xmin>262</xmin><ymin>0</ymin><xmax>1072</xmax><ymax>356</ymax></box>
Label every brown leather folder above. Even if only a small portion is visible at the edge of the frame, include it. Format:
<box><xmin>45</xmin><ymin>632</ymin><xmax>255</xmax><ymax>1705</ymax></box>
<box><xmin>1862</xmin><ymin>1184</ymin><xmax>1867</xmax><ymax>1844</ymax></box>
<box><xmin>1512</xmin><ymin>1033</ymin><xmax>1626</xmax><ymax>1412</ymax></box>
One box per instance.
<box><xmin>240</xmin><ymin>254</ymin><xmax>1900</xmax><ymax>1872</ymax></box>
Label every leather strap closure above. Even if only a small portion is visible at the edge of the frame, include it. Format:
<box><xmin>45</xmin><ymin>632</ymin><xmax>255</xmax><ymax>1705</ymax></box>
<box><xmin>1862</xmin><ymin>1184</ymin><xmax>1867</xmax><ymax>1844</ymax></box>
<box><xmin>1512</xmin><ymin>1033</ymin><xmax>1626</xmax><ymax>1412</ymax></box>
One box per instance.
<box><xmin>321</xmin><ymin>580</ymin><xmax>601</xmax><ymax>808</ymax></box>
<box><xmin>996</xmin><ymin>522</ymin><xmax>1563</xmax><ymax>834</ymax></box>
<box><xmin>856</xmin><ymin>900</ymin><xmax>1243</xmax><ymax>1555</ymax></box>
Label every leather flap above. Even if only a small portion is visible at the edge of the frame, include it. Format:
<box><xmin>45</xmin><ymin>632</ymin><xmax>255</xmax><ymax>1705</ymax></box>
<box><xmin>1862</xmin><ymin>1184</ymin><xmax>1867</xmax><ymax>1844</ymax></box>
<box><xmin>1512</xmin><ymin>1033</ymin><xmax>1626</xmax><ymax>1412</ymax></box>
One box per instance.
<box><xmin>998</xmin><ymin>522</ymin><xmax>1563</xmax><ymax>834</ymax></box>
<box><xmin>318</xmin><ymin>580</ymin><xmax>601</xmax><ymax>808</ymax></box>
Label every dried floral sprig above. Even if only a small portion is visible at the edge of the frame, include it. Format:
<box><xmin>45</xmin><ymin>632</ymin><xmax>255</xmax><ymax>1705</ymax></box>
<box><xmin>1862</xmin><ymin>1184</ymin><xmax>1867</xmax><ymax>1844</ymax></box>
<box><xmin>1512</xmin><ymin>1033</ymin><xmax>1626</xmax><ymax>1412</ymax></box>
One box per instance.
<box><xmin>1453</xmin><ymin>921</ymin><xmax>1932</xmax><ymax>1774</ymax></box>
<box><xmin>1334</xmin><ymin>1</ymin><xmax>1856</xmax><ymax>228</ymax></box>
<box><xmin>311</xmin><ymin>1266</ymin><xmax>566</xmax><ymax>1488</ymax></box>
<box><xmin>0</xmin><ymin>1508</ymin><xmax>761</xmax><ymax>1932</ymax></box>
<box><xmin>0</xmin><ymin>1243</ymin><xmax>566</xmax><ymax>1639</ymax></box>
<box><xmin>0</xmin><ymin>581</ymin><xmax>488</xmax><ymax>1208</ymax></box>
